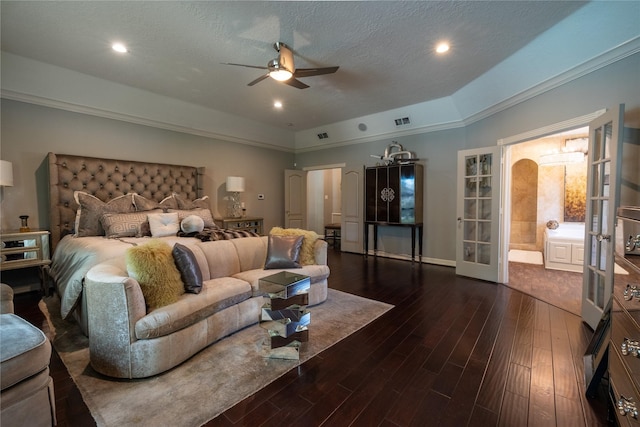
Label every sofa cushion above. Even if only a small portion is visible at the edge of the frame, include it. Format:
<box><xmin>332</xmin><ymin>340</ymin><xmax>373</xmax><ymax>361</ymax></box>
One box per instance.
<box><xmin>126</xmin><ymin>240</ymin><xmax>185</xmax><ymax>311</ymax></box>
<box><xmin>134</xmin><ymin>278</ymin><xmax>252</xmax><ymax>339</ymax></box>
<box><xmin>264</xmin><ymin>235</ymin><xmax>303</xmax><ymax>269</ymax></box>
<box><xmin>269</xmin><ymin>227</ymin><xmax>320</xmax><ymax>265</ymax></box>
<box><xmin>173</xmin><ymin>243</ymin><xmax>203</xmax><ymax>294</ymax></box>
<box><xmin>0</xmin><ymin>314</ymin><xmax>51</xmax><ymax>390</ymax></box>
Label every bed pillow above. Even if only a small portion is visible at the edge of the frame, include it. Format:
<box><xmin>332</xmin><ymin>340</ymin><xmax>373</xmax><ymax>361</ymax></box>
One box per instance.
<box><xmin>126</xmin><ymin>240</ymin><xmax>185</xmax><ymax>311</ymax></box>
<box><xmin>174</xmin><ymin>194</ymin><xmax>210</xmax><ymax>210</ymax></box>
<box><xmin>269</xmin><ymin>227</ymin><xmax>320</xmax><ymax>265</ymax></box>
<box><xmin>172</xmin><ymin>243</ymin><xmax>203</xmax><ymax>294</ymax></box>
<box><xmin>133</xmin><ymin>193</ymin><xmax>178</xmax><ymax>211</ymax></box>
<box><xmin>100</xmin><ymin>210</ymin><xmax>162</xmax><ymax>238</ymax></box>
<box><xmin>168</xmin><ymin>208</ymin><xmax>216</xmax><ymax>228</ymax></box>
<box><xmin>264</xmin><ymin>234</ymin><xmax>304</xmax><ymax>269</ymax></box>
<box><xmin>147</xmin><ymin>212</ymin><xmax>180</xmax><ymax>237</ymax></box>
<box><xmin>74</xmin><ymin>191</ymin><xmax>135</xmax><ymax>237</ymax></box>
<box><xmin>180</xmin><ymin>215</ymin><xmax>205</xmax><ymax>233</ymax></box>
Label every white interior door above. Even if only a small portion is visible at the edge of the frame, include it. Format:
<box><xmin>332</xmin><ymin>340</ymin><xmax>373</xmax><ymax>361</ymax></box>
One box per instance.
<box><xmin>456</xmin><ymin>146</ymin><xmax>503</xmax><ymax>282</ymax></box>
<box><xmin>284</xmin><ymin>169</ymin><xmax>307</xmax><ymax>229</ymax></box>
<box><xmin>581</xmin><ymin>104</ymin><xmax>624</xmax><ymax>329</ymax></box>
<box><xmin>340</xmin><ymin>166</ymin><xmax>363</xmax><ymax>253</ymax></box>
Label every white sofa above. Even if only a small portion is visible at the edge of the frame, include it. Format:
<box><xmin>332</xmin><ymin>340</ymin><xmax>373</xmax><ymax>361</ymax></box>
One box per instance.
<box><xmin>84</xmin><ymin>236</ymin><xmax>329</xmax><ymax>379</ymax></box>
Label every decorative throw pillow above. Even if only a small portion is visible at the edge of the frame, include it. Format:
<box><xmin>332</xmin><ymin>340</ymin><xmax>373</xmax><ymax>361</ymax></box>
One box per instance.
<box><xmin>269</xmin><ymin>227</ymin><xmax>320</xmax><ymax>265</ymax></box>
<box><xmin>174</xmin><ymin>193</ymin><xmax>210</xmax><ymax>210</ymax></box>
<box><xmin>147</xmin><ymin>212</ymin><xmax>180</xmax><ymax>237</ymax></box>
<box><xmin>100</xmin><ymin>210</ymin><xmax>161</xmax><ymax>238</ymax></box>
<box><xmin>126</xmin><ymin>240</ymin><xmax>185</xmax><ymax>311</ymax></box>
<box><xmin>264</xmin><ymin>234</ymin><xmax>304</xmax><ymax>269</ymax></box>
<box><xmin>169</xmin><ymin>208</ymin><xmax>216</xmax><ymax>228</ymax></box>
<box><xmin>180</xmin><ymin>215</ymin><xmax>205</xmax><ymax>233</ymax></box>
<box><xmin>172</xmin><ymin>243</ymin><xmax>203</xmax><ymax>294</ymax></box>
<box><xmin>74</xmin><ymin>191</ymin><xmax>135</xmax><ymax>237</ymax></box>
<box><xmin>133</xmin><ymin>193</ymin><xmax>178</xmax><ymax>211</ymax></box>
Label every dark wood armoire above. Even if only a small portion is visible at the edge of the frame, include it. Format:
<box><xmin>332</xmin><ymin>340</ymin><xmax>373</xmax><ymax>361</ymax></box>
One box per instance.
<box><xmin>364</xmin><ymin>163</ymin><xmax>424</xmax><ymax>261</ymax></box>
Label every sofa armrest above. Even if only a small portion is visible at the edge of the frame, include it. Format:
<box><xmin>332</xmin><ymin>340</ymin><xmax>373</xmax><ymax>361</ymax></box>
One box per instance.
<box><xmin>313</xmin><ymin>239</ymin><xmax>328</xmax><ymax>265</ymax></box>
<box><xmin>85</xmin><ymin>262</ymin><xmax>147</xmax><ymax>378</ymax></box>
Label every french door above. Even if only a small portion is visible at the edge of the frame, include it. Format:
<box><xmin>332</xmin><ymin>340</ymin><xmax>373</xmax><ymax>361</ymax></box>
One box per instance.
<box><xmin>581</xmin><ymin>104</ymin><xmax>624</xmax><ymax>329</ymax></box>
<box><xmin>456</xmin><ymin>146</ymin><xmax>503</xmax><ymax>282</ymax></box>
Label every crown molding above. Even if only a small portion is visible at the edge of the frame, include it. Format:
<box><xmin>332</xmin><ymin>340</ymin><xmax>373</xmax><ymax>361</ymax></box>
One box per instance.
<box><xmin>1</xmin><ymin>89</ymin><xmax>295</xmax><ymax>153</ymax></box>
<box><xmin>461</xmin><ymin>37</ymin><xmax>640</xmax><ymax>127</ymax></box>
<box><xmin>295</xmin><ymin>37</ymin><xmax>640</xmax><ymax>152</ymax></box>
<box><xmin>294</xmin><ymin>120</ymin><xmax>465</xmax><ymax>154</ymax></box>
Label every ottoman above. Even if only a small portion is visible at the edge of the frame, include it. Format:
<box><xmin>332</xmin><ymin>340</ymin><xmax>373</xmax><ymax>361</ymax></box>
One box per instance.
<box><xmin>0</xmin><ymin>313</ymin><xmax>56</xmax><ymax>426</ymax></box>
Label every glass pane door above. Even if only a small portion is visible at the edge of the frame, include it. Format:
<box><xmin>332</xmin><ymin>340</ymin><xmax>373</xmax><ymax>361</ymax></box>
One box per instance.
<box><xmin>582</xmin><ymin>105</ymin><xmax>623</xmax><ymax>329</ymax></box>
<box><xmin>457</xmin><ymin>147</ymin><xmax>502</xmax><ymax>282</ymax></box>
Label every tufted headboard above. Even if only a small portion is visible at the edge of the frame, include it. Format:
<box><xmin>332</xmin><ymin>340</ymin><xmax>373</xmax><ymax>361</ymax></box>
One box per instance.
<box><xmin>47</xmin><ymin>152</ymin><xmax>204</xmax><ymax>250</ymax></box>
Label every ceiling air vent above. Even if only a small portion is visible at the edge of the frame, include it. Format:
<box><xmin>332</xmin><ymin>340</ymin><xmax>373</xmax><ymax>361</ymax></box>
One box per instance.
<box><xmin>394</xmin><ymin>116</ymin><xmax>411</xmax><ymax>127</ymax></box>
<box><xmin>317</xmin><ymin>132</ymin><xmax>329</xmax><ymax>139</ymax></box>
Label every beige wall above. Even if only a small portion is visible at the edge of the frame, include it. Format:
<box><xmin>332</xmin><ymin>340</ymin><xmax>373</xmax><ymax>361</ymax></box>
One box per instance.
<box><xmin>0</xmin><ymin>99</ymin><xmax>294</xmax><ymax>234</ymax></box>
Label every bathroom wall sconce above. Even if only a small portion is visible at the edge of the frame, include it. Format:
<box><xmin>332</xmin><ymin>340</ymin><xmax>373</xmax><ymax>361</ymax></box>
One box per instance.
<box><xmin>226</xmin><ymin>176</ymin><xmax>245</xmax><ymax>218</ymax></box>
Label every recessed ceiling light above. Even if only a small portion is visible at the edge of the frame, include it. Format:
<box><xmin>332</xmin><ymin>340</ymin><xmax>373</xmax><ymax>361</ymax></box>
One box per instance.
<box><xmin>435</xmin><ymin>42</ymin><xmax>450</xmax><ymax>54</ymax></box>
<box><xmin>274</xmin><ymin>101</ymin><xmax>283</xmax><ymax>108</ymax></box>
<box><xmin>112</xmin><ymin>43</ymin><xmax>128</xmax><ymax>53</ymax></box>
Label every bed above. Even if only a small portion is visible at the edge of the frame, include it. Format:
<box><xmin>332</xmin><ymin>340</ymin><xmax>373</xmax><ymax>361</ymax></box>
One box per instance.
<box><xmin>47</xmin><ymin>153</ymin><xmax>256</xmax><ymax>333</ymax></box>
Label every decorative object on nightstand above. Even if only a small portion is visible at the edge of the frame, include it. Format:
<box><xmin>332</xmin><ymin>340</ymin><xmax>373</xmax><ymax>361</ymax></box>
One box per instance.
<box><xmin>215</xmin><ymin>217</ymin><xmax>263</xmax><ymax>235</ymax></box>
<box><xmin>226</xmin><ymin>176</ymin><xmax>245</xmax><ymax>218</ymax></box>
<box><xmin>19</xmin><ymin>215</ymin><xmax>30</xmax><ymax>232</ymax></box>
<box><xmin>0</xmin><ymin>230</ymin><xmax>51</xmax><ymax>295</ymax></box>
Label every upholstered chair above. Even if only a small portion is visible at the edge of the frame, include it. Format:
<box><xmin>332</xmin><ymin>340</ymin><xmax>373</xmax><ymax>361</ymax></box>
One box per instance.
<box><xmin>0</xmin><ymin>283</ymin><xmax>57</xmax><ymax>426</ymax></box>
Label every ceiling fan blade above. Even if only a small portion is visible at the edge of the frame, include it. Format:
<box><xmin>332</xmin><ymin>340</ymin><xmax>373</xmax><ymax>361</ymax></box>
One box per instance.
<box><xmin>223</xmin><ymin>62</ymin><xmax>269</xmax><ymax>70</ymax></box>
<box><xmin>293</xmin><ymin>66</ymin><xmax>339</xmax><ymax>78</ymax></box>
<box><xmin>248</xmin><ymin>74</ymin><xmax>270</xmax><ymax>86</ymax></box>
<box><xmin>282</xmin><ymin>78</ymin><xmax>310</xmax><ymax>89</ymax></box>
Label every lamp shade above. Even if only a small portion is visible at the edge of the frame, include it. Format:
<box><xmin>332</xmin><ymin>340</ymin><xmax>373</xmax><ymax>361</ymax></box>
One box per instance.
<box><xmin>0</xmin><ymin>160</ymin><xmax>14</xmax><ymax>187</ymax></box>
<box><xmin>226</xmin><ymin>176</ymin><xmax>245</xmax><ymax>192</ymax></box>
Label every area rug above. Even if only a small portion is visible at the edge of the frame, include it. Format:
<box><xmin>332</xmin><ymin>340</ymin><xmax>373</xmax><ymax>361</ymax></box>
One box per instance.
<box><xmin>39</xmin><ymin>289</ymin><xmax>393</xmax><ymax>427</ymax></box>
<box><xmin>508</xmin><ymin>249</ymin><xmax>543</xmax><ymax>265</ymax></box>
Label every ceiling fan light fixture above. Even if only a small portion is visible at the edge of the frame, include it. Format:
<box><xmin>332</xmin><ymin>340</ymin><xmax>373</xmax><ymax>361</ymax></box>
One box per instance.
<box><xmin>269</xmin><ymin>69</ymin><xmax>293</xmax><ymax>81</ymax></box>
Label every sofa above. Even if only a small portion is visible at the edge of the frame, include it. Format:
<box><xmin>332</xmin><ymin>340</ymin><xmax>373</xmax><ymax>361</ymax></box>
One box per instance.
<box><xmin>0</xmin><ymin>283</ymin><xmax>57</xmax><ymax>426</ymax></box>
<box><xmin>84</xmin><ymin>235</ymin><xmax>329</xmax><ymax>379</ymax></box>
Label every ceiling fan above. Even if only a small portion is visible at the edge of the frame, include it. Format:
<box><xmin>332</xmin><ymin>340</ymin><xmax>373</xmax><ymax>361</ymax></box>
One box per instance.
<box><xmin>224</xmin><ymin>42</ymin><xmax>339</xmax><ymax>89</ymax></box>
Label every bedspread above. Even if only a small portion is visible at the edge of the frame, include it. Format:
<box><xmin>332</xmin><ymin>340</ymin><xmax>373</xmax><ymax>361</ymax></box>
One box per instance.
<box><xmin>51</xmin><ymin>235</ymin><xmax>202</xmax><ymax>319</ymax></box>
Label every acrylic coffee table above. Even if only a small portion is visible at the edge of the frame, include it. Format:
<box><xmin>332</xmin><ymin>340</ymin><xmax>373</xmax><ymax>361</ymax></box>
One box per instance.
<box><xmin>257</xmin><ymin>271</ymin><xmax>311</xmax><ymax>359</ymax></box>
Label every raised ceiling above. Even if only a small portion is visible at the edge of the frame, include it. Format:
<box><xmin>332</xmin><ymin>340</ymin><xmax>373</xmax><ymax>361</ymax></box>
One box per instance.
<box><xmin>1</xmin><ymin>1</ymin><xmax>589</xmax><ymax>133</ymax></box>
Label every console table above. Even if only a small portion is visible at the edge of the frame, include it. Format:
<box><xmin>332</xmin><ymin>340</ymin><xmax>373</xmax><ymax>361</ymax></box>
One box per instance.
<box><xmin>365</xmin><ymin>222</ymin><xmax>423</xmax><ymax>263</ymax></box>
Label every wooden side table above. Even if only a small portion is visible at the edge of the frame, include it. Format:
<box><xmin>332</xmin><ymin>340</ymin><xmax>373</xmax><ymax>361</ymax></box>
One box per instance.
<box><xmin>1</xmin><ymin>230</ymin><xmax>52</xmax><ymax>295</ymax></box>
<box><xmin>214</xmin><ymin>217</ymin><xmax>263</xmax><ymax>235</ymax></box>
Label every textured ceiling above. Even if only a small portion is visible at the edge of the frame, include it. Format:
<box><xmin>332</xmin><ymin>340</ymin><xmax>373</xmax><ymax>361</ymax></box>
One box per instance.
<box><xmin>1</xmin><ymin>1</ymin><xmax>587</xmax><ymax>131</ymax></box>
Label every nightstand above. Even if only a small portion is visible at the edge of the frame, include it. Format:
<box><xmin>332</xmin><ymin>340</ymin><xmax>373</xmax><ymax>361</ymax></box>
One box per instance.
<box><xmin>214</xmin><ymin>217</ymin><xmax>263</xmax><ymax>235</ymax></box>
<box><xmin>1</xmin><ymin>230</ymin><xmax>51</xmax><ymax>295</ymax></box>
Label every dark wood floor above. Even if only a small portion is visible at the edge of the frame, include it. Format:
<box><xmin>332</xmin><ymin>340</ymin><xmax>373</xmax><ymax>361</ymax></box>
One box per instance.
<box><xmin>14</xmin><ymin>249</ymin><xmax>613</xmax><ymax>426</ymax></box>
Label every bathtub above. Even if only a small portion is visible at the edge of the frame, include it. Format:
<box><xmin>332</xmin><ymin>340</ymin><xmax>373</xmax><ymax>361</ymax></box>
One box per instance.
<box><xmin>544</xmin><ymin>222</ymin><xmax>585</xmax><ymax>272</ymax></box>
